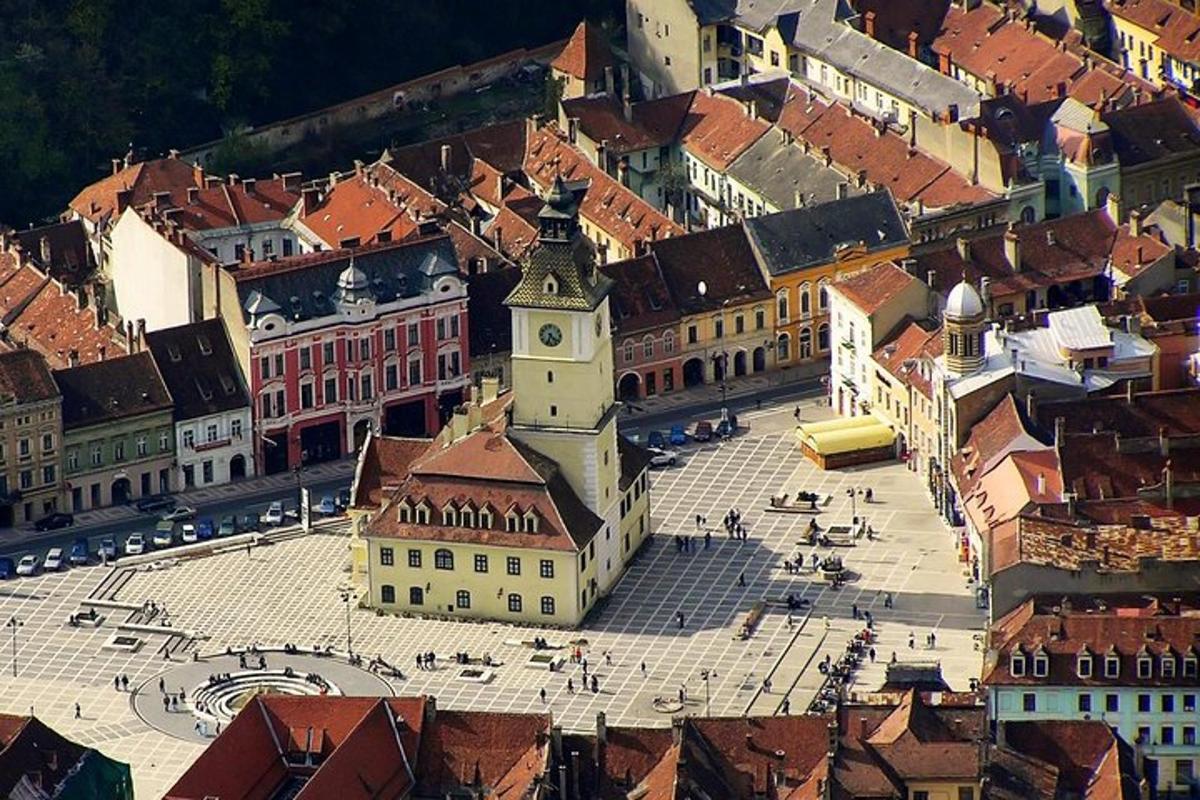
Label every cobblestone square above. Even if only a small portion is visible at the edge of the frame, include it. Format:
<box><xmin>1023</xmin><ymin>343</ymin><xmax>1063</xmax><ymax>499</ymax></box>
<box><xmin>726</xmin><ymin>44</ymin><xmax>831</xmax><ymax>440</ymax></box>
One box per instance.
<box><xmin>0</xmin><ymin>425</ymin><xmax>984</xmax><ymax>798</ymax></box>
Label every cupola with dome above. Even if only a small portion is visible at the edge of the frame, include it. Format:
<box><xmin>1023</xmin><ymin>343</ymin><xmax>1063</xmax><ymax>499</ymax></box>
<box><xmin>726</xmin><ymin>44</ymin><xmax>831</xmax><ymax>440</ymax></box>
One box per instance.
<box><xmin>942</xmin><ymin>279</ymin><xmax>987</xmax><ymax>374</ymax></box>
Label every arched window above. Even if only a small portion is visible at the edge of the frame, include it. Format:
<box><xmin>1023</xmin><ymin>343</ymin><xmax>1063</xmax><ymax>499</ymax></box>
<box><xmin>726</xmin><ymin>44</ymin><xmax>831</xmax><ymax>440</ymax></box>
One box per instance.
<box><xmin>409</xmin><ymin>586</ymin><xmax>424</xmax><ymax>605</ymax></box>
<box><xmin>663</xmin><ymin>331</ymin><xmax>674</xmax><ymax>354</ymax></box>
<box><xmin>434</xmin><ymin>549</ymin><xmax>454</xmax><ymax>570</ymax></box>
<box><xmin>817</xmin><ymin>323</ymin><xmax>830</xmax><ymax>351</ymax></box>
<box><xmin>1020</xmin><ymin>205</ymin><xmax>1036</xmax><ymax>224</ymax></box>
<box><xmin>777</xmin><ymin>332</ymin><xmax>791</xmax><ymax>361</ymax></box>
<box><xmin>800</xmin><ymin>282</ymin><xmax>812</xmax><ymax>317</ymax></box>
<box><xmin>799</xmin><ymin>327</ymin><xmax>812</xmax><ymax>359</ymax></box>
<box><xmin>776</xmin><ymin>289</ymin><xmax>789</xmax><ymax>322</ymax></box>
<box><xmin>643</xmin><ymin>335</ymin><xmax>654</xmax><ymax>359</ymax></box>
<box><xmin>623</xmin><ymin>339</ymin><xmax>635</xmax><ymax>363</ymax></box>
<box><xmin>455</xmin><ymin>589</ymin><xmax>471</xmax><ymax>609</ymax></box>
<box><xmin>818</xmin><ymin>281</ymin><xmax>829</xmax><ymax>311</ymax></box>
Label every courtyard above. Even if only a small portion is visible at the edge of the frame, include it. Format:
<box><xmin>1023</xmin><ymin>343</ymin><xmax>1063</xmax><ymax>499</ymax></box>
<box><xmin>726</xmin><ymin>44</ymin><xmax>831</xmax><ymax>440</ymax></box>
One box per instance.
<box><xmin>0</xmin><ymin>419</ymin><xmax>984</xmax><ymax>798</ymax></box>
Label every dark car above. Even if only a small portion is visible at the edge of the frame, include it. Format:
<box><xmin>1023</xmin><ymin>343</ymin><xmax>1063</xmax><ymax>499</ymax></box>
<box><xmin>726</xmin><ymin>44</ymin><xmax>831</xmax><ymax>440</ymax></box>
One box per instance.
<box><xmin>197</xmin><ymin>518</ymin><xmax>216</xmax><ymax>540</ymax></box>
<box><xmin>693</xmin><ymin>421</ymin><xmax>714</xmax><ymax>442</ymax></box>
<box><xmin>134</xmin><ymin>495</ymin><xmax>175</xmax><ymax>513</ymax></box>
<box><xmin>647</xmin><ymin>430</ymin><xmax>667</xmax><ymax>449</ymax></box>
<box><xmin>69</xmin><ymin>538</ymin><xmax>91</xmax><ymax>566</ymax></box>
<box><xmin>336</xmin><ymin>488</ymin><xmax>352</xmax><ymax>511</ymax></box>
<box><xmin>0</xmin><ymin>557</ymin><xmax>14</xmax><ymax>579</ymax></box>
<box><xmin>716</xmin><ymin>414</ymin><xmax>740</xmax><ymax>439</ymax></box>
<box><xmin>241</xmin><ymin>512</ymin><xmax>262</xmax><ymax>532</ymax></box>
<box><xmin>34</xmin><ymin>512</ymin><xmax>74</xmax><ymax>531</ymax></box>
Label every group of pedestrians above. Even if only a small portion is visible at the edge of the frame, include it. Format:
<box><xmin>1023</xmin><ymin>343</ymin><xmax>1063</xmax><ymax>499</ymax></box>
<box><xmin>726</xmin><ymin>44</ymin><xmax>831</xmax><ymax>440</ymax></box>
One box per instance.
<box><xmin>414</xmin><ymin>651</ymin><xmax>438</xmax><ymax>670</ymax></box>
<box><xmin>724</xmin><ymin>508</ymin><xmax>748</xmax><ymax>540</ymax></box>
<box><xmin>112</xmin><ymin>674</ymin><xmax>131</xmax><ymax>691</ymax></box>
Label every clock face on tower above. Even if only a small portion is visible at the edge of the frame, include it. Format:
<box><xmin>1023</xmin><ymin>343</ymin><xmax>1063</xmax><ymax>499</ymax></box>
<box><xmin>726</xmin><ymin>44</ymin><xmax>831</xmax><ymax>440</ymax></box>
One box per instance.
<box><xmin>538</xmin><ymin>323</ymin><xmax>563</xmax><ymax>347</ymax></box>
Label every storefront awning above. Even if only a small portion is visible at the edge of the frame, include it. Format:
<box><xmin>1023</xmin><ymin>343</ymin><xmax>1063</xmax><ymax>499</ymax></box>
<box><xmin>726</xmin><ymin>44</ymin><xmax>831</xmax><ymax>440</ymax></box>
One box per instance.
<box><xmin>796</xmin><ymin>416</ymin><xmax>895</xmax><ymax>456</ymax></box>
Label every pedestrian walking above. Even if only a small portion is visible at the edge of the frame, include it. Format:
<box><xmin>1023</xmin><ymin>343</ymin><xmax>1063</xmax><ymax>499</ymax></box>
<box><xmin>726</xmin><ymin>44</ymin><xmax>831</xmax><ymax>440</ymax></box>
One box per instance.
<box><xmin>567</xmin><ymin>679</ymin><xmax>575</xmax><ymax>694</ymax></box>
<box><xmin>605</xmin><ymin>651</ymin><xmax>612</xmax><ymax>666</ymax></box>
<box><xmin>539</xmin><ymin>688</ymin><xmax>547</xmax><ymax>704</ymax></box>
<box><xmin>786</xmin><ymin>613</ymin><xmax>793</xmax><ymax>628</ymax></box>
<box><xmin>171</xmin><ymin>696</ymin><xmax>179</xmax><ymax>711</ymax></box>
<box><xmin>852</xmin><ymin>603</ymin><xmax>859</xmax><ymax>619</ymax></box>
<box><xmin>640</xmin><ymin>661</ymin><xmax>647</xmax><ymax>675</ymax></box>
<box><xmin>590</xmin><ymin>676</ymin><xmax>598</xmax><ymax>694</ymax></box>
<box><xmin>114</xmin><ymin>676</ymin><xmax>120</xmax><ymax>691</ymax></box>
<box><xmin>869</xmin><ymin>647</ymin><xmax>876</xmax><ymax>662</ymax></box>
<box><xmin>884</xmin><ymin>592</ymin><xmax>893</xmax><ymax>609</ymax></box>
<box><xmin>246</xmin><ymin>542</ymin><xmax>252</xmax><ymax>558</ymax></box>
<box><xmin>823</xmin><ymin>616</ymin><xmax>830</xmax><ymax>630</ymax></box>
<box><xmin>121</xmin><ymin>674</ymin><xmax>128</xmax><ymax>691</ymax></box>
<box><xmin>677</xmin><ymin>687</ymin><xmax>685</xmax><ymax>704</ymax></box>
<box><xmin>159</xmin><ymin>677</ymin><xmax>165</xmax><ymax>693</ymax></box>
<box><xmin>890</xmin><ymin>651</ymin><xmax>897</xmax><ymax>663</ymax></box>
<box><xmin>794</xmin><ymin>406</ymin><xmax>800</xmax><ymax>420</ymax></box>
<box><xmin>704</xmin><ymin>531</ymin><xmax>711</xmax><ymax>549</ymax></box>
<box><xmin>781</xmin><ymin>698</ymin><xmax>790</xmax><ymax>714</ymax></box>
<box><xmin>695</xmin><ymin>513</ymin><xmax>702</xmax><ymax>529</ymax></box>
<box><xmin>908</xmin><ymin>632</ymin><xmax>915</xmax><ymax>649</ymax></box>
<box><xmin>738</xmin><ymin>572</ymin><xmax>746</xmax><ymax>587</ymax></box>
<box><xmin>677</xmin><ymin>611</ymin><xmax>685</xmax><ymax>628</ymax></box>
<box><xmin>163</xmin><ymin>696</ymin><xmax>170</xmax><ymax>712</ymax></box>
<box><xmin>929</xmin><ymin>630</ymin><xmax>937</xmax><ymax>649</ymax></box>
<box><xmin>74</xmin><ymin>703</ymin><xmax>81</xmax><ymax>719</ymax></box>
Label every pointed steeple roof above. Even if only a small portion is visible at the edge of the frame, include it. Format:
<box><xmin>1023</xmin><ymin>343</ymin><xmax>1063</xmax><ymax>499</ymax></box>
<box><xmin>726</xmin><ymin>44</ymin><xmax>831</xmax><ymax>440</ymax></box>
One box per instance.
<box><xmin>551</xmin><ymin>21</ymin><xmax>616</xmax><ymax>83</ymax></box>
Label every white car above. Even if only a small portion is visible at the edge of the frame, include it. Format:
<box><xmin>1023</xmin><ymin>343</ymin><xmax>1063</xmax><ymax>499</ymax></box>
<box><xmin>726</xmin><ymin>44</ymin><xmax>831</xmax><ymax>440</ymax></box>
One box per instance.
<box><xmin>647</xmin><ymin>447</ymin><xmax>679</xmax><ymax>468</ymax></box>
<box><xmin>124</xmin><ymin>533</ymin><xmax>147</xmax><ymax>556</ymax></box>
<box><xmin>43</xmin><ymin>548</ymin><xmax>65</xmax><ymax>571</ymax></box>
<box><xmin>180</xmin><ymin>523</ymin><xmax>198</xmax><ymax>543</ymax></box>
<box><xmin>15</xmin><ymin>555</ymin><xmax>40</xmax><ymax>576</ymax></box>
<box><xmin>161</xmin><ymin>505</ymin><xmax>197</xmax><ymax>522</ymax></box>
<box><xmin>264</xmin><ymin>501</ymin><xmax>285</xmax><ymax>527</ymax></box>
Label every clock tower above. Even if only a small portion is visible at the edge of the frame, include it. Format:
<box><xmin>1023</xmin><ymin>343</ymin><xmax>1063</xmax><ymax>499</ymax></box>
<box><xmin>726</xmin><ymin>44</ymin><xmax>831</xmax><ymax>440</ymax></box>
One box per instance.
<box><xmin>504</xmin><ymin>175</ymin><xmax>621</xmax><ymax>534</ymax></box>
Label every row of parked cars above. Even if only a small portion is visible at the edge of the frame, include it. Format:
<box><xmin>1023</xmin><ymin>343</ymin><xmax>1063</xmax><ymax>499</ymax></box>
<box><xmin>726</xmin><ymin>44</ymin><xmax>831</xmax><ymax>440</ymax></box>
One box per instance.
<box><xmin>643</xmin><ymin>416</ymin><xmax>741</xmax><ymax>469</ymax></box>
<box><xmin>4</xmin><ymin>489</ymin><xmax>352</xmax><ymax>578</ymax></box>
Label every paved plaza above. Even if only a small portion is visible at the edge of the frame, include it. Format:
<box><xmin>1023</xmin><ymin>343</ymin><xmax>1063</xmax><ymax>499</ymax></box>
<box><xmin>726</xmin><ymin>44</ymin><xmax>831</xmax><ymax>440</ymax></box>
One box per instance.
<box><xmin>0</xmin><ymin>416</ymin><xmax>985</xmax><ymax>798</ymax></box>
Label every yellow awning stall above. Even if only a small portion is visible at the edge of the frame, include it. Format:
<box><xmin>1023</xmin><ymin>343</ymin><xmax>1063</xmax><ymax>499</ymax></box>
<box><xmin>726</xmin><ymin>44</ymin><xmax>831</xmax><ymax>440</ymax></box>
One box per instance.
<box><xmin>795</xmin><ymin>416</ymin><xmax>896</xmax><ymax>469</ymax></box>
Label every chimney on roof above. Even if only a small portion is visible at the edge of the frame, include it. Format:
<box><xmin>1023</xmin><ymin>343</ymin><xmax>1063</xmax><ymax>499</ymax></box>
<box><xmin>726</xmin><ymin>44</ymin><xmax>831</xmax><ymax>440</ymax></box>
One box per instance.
<box><xmin>98</xmin><ymin>344</ymin><xmax>106</xmax><ymax>361</ymax></box>
<box><xmin>747</xmin><ymin>99</ymin><xmax>758</xmax><ymax>119</ymax></box>
<box><xmin>1165</xmin><ymin>460</ymin><xmax>1175</xmax><ymax>509</ymax></box>
<box><xmin>243</xmin><ymin>177</ymin><xmax>256</xmax><ymax>195</ymax></box>
<box><xmin>622</xmin><ymin>86</ymin><xmax>633</xmax><ymax>124</ymax></box>
<box><xmin>1066</xmin><ymin>491</ymin><xmax>1077</xmax><ymax>518</ymax></box>
<box><xmin>125</xmin><ymin>320</ymin><xmax>135</xmax><ymax>354</ymax></box>
<box><xmin>956</xmin><ymin>236</ymin><xmax>971</xmax><ymax>262</ymax></box>
<box><xmin>558</xmin><ymin>765</ymin><xmax>568</xmax><ymax>800</ymax></box>
<box><xmin>438</xmin><ymin>144</ymin><xmax>452</xmax><ymax>175</ymax></box>
<box><xmin>864</xmin><ymin>10</ymin><xmax>876</xmax><ymax>38</ymax></box>
<box><xmin>567</xmin><ymin>116</ymin><xmax>579</xmax><ymax>144</ymax></box>
<box><xmin>1105</xmin><ymin>191</ymin><xmax>1122</xmax><ymax>226</ymax></box>
<box><xmin>1036</xmin><ymin>472</ymin><xmax>1046</xmax><ymax>496</ymax></box>
<box><xmin>1127</xmin><ymin>379</ymin><xmax>1136</xmax><ymax>404</ymax></box>
<box><xmin>740</xmin><ymin>69</ymin><xmax>749</xmax><ymax>87</ymax></box>
<box><xmin>821</xmin><ymin>146</ymin><xmax>832</xmax><ymax>167</ymax></box>
<box><xmin>855</xmin><ymin>169</ymin><xmax>868</xmax><ymax>188</ymax></box>
<box><xmin>1025</xmin><ymin>390</ymin><xmax>1037</xmax><ymax>419</ymax></box>
<box><xmin>38</xmin><ymin>236</ymin><xmax>51</xmax><ymax>266</ymax></box>
<box><xmin>301</xmin><ymin>186</ymin><xmax>320</xmax><ymax>217</ymax></box>
<box><xmin>67</xmin><ymin>349</ymin><xmax>79</xmax><ymax>368</ymax></box>
<box><xmin>908</xmin><ymin>30</ymin><xmax>920</xmax><ymax>58</ymax></box>
<box><xmin>186</xmin><ymin>186</ymin><xmax>199</xmax><ymax>206</ymax></box>
<box><xmin>1129</xmin><ymin>209</ymin><xmax>1143</xmax><ymax>237</ymax></box>
<box><xmin>927</xmin><ymin>269</ymin><xmax>937</xmax><ymax>291</ymax></box>
<box><xmin>111</xmin><ymin>158</ymin><xmax>122</xmax><ymax>175</ymax></box>
<box><xmin>228</xmin><ymin>173</ymin><xmax>241</xmax><ymax>187</ymax></box>
<box><xmin>1004</xmin><ymin>224</ymin><xmax>1021</xmax><ymax>272</ymax></box>
<box><xmin>604</xmin><ymin>65</ymin><xmax>615</xmax><ymax>96</ymax></box>
<box><xmin>859</xmin><ymin>716</ymin><xmax>869</xmax><ymax>740</ymax></box>
<box><xmin>671</xmin><ymin>716</ymin><xmax>684</xmax><ymax>746</ymax></box>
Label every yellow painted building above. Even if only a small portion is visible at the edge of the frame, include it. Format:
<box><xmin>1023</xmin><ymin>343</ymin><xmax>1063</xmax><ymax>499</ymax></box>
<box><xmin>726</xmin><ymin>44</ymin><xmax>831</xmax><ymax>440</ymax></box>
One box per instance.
<box><xmin>354</xmin><ymin>176</ymin><xmax>652</xmax><ymax>626</ymax></box>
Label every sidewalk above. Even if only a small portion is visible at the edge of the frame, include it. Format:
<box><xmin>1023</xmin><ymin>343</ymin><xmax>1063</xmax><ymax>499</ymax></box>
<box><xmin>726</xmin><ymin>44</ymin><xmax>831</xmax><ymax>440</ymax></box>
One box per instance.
<box><xmin>624</xmin><ymin>361</ymin><xmax>829</xmax><ymax>419</ymax></box>
<box><xmin>14</xmin><ymin>459</ymin><xmax>357</xmax><ymax>535</ymax></box>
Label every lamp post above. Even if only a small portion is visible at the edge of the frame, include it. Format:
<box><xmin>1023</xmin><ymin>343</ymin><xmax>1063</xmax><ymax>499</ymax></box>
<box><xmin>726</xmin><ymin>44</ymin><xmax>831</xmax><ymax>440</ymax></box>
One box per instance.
<box><xmin>338</xmin><ymin>589</ymin><xmax>354</xmax><ymax>657</ymax></box>
<box><xmin>700</xmin><ymin>668</ymin><xmax>716</xmax><ymax>716</ymax></box>
<box><xmin>846</xmin><ymin>486</ymin><xmax>864</xmax><ymax>522</ymax></box>
<box><xmin>6</xmin><ymin>616</ymin><xmax>22</xmax><ymax>678</ymax></box>
<box><xmin>697</xmin><ymin>282</ymin><xmax>729</xmax><ymax>415</ymax></box>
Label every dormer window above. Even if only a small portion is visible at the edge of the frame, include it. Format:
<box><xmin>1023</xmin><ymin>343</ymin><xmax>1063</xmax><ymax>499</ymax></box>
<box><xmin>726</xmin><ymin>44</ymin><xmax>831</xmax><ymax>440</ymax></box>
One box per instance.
<box><xmin>523</xmin><ymin>510</ymin><xmax>539</xmax><ymax>533</ymax></box>
<box><xmin>544</xmin><ymin>276</ymin><xmax>558</xmax><ymax>294</ymax></box>
<box><xmin>1032</xmin><ymin>650</ymin><xmax>1049</xmax><ymax>678</ymax></box>
<box><xmin>416</xmin><ymin>503</ymin><xmax>430</xmax><ymax>525</ymax></box>
<box><xmin>505</xmin><ymin>511</ymin><xmax>519</xmax><ymax>532</ymax></box>
<box><xmin>1104</xmin><ymin>654</ymin><xmax>1121</xmax><ymax>678</ymax></box>
<box><xmin>1184</xmin><ymin>653</ymin><xmax>1198</xmax><ymax>678</ymax></box>
<box><xmin>460</xmin><ymin>507</ymin><xmax>475</xmax><ymax>528</ymax></box>
<box><xmin>442</xmin><ymin>504</ymin><xmax>458</xmax><ymax>527</ymax></box>
<box><xmin>1137</xmin><ymin>655</ymin><xmax>1153</xmax><ymax>679</ymax></box>
<box><xmin>1010</xmin><ymin>651</ymin><xmax>1027</xmax><ymax>677</ymax></box>
<box><xmin>1161</xmin><ymin>654</ymin><xmax>1176</xmax><ymax>678</ymax></box>
<box><xmin>398</xmin><ymin>500</ymin><xmax>412</xmax><ymax>523</ymax></box>
<box><xmin>479</xmin><ymin>508</ymin><xmax>493</xmax><ymax>529</ymax></box>
<box><xmin>1077</xmin><ymin>652</ymin><xmax>1093</xmax><ymax>679</ymax></box>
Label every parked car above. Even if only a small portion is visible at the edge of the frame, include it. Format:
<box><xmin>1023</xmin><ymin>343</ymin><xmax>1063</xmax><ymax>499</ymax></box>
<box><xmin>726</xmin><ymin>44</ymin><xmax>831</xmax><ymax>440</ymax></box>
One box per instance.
<box><xmin>242</xmin><ymin>512</ymin><xmax>262</xmax><ymax>532</ymax></box>
<box><xmin>647</xmin><ymin>447</ymin><xmax>679</xmax><ymax>468</ymax></box>
<box><xmin>124</xmin><ymin>534</ymin><xmax>147</xmax><ymax>556</ymax></box>
<box><xmin>693</xmin><ymin>420</ymin><xmax>714</xmax><ymax>442</ymax></box>
<box><xmin>99</xmin><ymin>539</ymin><xmax>118</xmax><ymax>560</ymax></box>
<box><xmin>161</xmin><ymin>505</ymin><xmax>197</xmax><ymax>522</ymax></box>
<box><xmin>317</xmin><ymin>496</ymin><xmax>338</xmax><ymax>516</ymax></box>
<box><xmin>44</xmin><ymin>548</ymin><xmax>65</xmax><ymax>571</ymax></box>
<box><xmin>218</xmin><ymin>516</ymin><xmax>239</xmax><ymax>537</ymax></box>
<box><xmin>180</xmin><ymin>523</ymin><xmax>199</xmax><ymax>543</ymax></box>
<box><xmin>135</xmin><ymin>495</ymin><xmax>175</xmax><ymax>513</ymax></box>
<box><xmin>152</xmin><ymin>521</ymin><xmax>177</xmax><ymax>548</ymax></box>
<box><xmin>336</xmin><ymin>488</ymin><xmax>351</xmax><ymax>511</ymax></box>
<box><xmin>197</xmin><ymin>519</ymin><xmax>216</xmax><ymax>539</ymax></box>
<box><xmin>16</xmin><ymin>554</ymin><xmax>40</xmax><ymax>576</ymax></box>
<box><xmin>264</xmin><ymin>501</ymin><xmax>285</xmax><ymax>527</ymax></box>
<box><xmin>68</xmin><ymin>538</ymin><xmax>90</xmax><ymax>566</ymax></box>
<box><xmin>716</xmin><ymin>414</ymin><xmax>739</xmax><ymax>439</ymax></box>
<box><xmin>33</xmin><ymin>512</ymin><xmax>74</xmax><ymax>531</ymax></box>
<box><xmin>647</xmin><ymin>430</ymin><xmax>667</xmax><ymax>449</ymax></box>
<box><xmin>0</xmin><ymin>557</ymin><xmax>14</xmax><ymax>579</ymax></box>
<box><xmin>669</xmin><ymin>425</ymin><xmax>688</xmax><ymax>446</ymax></box>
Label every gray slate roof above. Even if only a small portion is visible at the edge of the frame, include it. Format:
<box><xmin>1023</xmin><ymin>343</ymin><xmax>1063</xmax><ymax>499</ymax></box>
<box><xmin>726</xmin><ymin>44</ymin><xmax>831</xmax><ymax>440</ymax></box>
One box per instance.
<box><xmin>234</xmin><ymin>237</ymin><xmax>459</xmax><ymax>325</ymax></box>
<box><xmin>145</xmin><ymin>318</ymin><xmax>249</xmax><ymax>422</ymax></box>
<box><xmin>54</xmin><ymin>351</ymin><xmax>173</xmax><ymax>430</ymax></box>
<box><xmin>726</xmin><ymin>133</ymin><xmax>860</xmax><ymax>211</ymax></box>
<box><xmin>744</xmin><ymin>190</ymin><xmax>909</xmax><ymax>276</ymax></box>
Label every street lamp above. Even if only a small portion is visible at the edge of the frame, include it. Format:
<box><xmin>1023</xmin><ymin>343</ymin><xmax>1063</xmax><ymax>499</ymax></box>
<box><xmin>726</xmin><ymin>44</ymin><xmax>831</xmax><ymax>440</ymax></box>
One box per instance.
<box><xmin>700</xmin><ymin>668</ymin><xmax>716</xmax><ymax>716</ymax></box>
<box><xmin>697</xmin><ymin>282</ymin><xmax>729</xmax><ymax>415</ymax></box>
<box><xmin>6</xmin><ymin>616</ymin><xmax>22</xmax><ymax>678</ymax></box>
<box><xmin>338</xmin><ymin>589</ymin><xmax>354</xmax><ymax>657</ymax></box>
<box><xmin>846</xmin><ymin>486</ymin><xmax>863</xmax><ymax>522</ymax></box>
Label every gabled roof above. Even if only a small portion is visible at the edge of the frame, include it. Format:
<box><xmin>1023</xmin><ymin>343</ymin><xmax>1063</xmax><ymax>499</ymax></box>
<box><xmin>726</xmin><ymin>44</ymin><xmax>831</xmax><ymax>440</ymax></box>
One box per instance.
<box><xmin>0</xmin><ymin>349</ymin><xmax>58</xmax><ymax>405</ymax></box>
<box><xmin>299</xmin><ymin>163</ymin><xmax>444</xmax><ymax>248</ymax></box>
<box><xmin>157</xmin><ymin>175</ymin><xmax>299</xmax><ymax>233</ymax></box>
<box><xmin>467</xmin><ymin>267</ymin><xmax>522</xmax><ymax>358</ymax></box>
<box><xmin>351</xmin><ymin>433</ymin><xmax>433</xmax><ymax>510</ymax></box>
<box><xmin>999</xmin><ymin>721</ymin><xmax>1139</xmax><ymax>800</ymax></box>
<box><xmin>551</xmin><ymin>20</ymin><xmax>616</xmax><ymax>82</ymax></box>
<box><xmin>1104</xmin><ymin>97</ymin><xmax>1200</xmax><ymax>167</ymax></box>
<box><xmin>829</xmin><ymin>261</ymin><xmax>921</xmax><ymax>317</ymax></box>
<box><xmin>0</xmin><ymin>715</ymin><xmax>130</xmax><ymax>798</ymax></box>
<box><xmin>649</xmin><ymin>225</ymin><xmax>772</xmax><ymax>316</ymax></box>
<box><xmin>679</xmin><ymin>90</ymin><xmax>771</xmax><ymax>172</ymax></box>
<box><xmin>561</xmin><ymin>92</ymin><xmax>694</xmax><ymax>154</ymax></box>
<box><xmin>1107</xmin><ymin>0</ymin><xmax>1200</xmax><ymax>63</ymax></box>
<box><xmin>68</xmin><ymin>154</ymin><xmax>199</xmax><ymax>224</ymax></box>
<box><xmin>725</xmin><ymin>133</ymin><xmax>860</xmax><ymax>212</ymax></box>
<box><xmin>413</xmin><ymin>709</ymin><xmax>550</xmax><ymax>797</ymax></box>
<box><xmin>602</xmin><ymin>253</ymin><xmax>681</xmax><ymax>335</ymax></box>
<box><xmin>15</xmin><ymin>219</ymin><xmax>93</xmax><ymax>286</ymax></box>
<box><xmin>949</xmin><ymin>393</ymin><xmax>1047</xmax><ymax>498</ymax></box>
<box><xmin>145</xmin><ymin>318</ymin><xmax>249</xmax><ymax>421</ymax></box>
<box><xmin>53</xmin><ymin>350</ymin><xmax>172</xmax><ymax>429</ymax></box>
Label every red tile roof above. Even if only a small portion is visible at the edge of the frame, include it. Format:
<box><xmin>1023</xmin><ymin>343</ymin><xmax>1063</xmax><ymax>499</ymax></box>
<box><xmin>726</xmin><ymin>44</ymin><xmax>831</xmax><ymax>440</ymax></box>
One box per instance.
<box><xmin>1108</xmin><ymin>0</ymin><xmax>1200</xmax><ymax>63</ymax></box>
<box><xmin>68</xmin><ymin>155</ymin><xmax>199</xmax><ymax>224</ymax></box>
<box><xmin>985</xmin><ymin>593</ymin><xmax>1200</xmax><ymax>687</ymax></box>
<box><xmin>561</xmin><ymin>92</ymin><xmax>694</xmax><ymax>154</ymax></box>
<box><xmin>1000</xmin><ymin>721</ymin><xmax>1137</xmax><ymax>800</ymax></box>
<box><xmin>872</xmin><ymin>317</ymin><xmax>940</xmax><ymax>399</ymax></box>
<box><xmin>0</xmin><ymin>349</ymin><xmax>58</xmax><ymax>404</ymax></box>
<box><xmin>680</xmin><ymin>90</ymin><xmax>771</xmax><ymax>171</ymax></box>
<box><xmin>949</xmin><ymin>393</ymin><xmax>1043</xmax><ymax>497</ymax></box>
<box><xmin>551</xmin><ymin>20</ymin><xmax>616</xmax><ymax>82</ymax></box>
<box><xmin>160</xmin><ymin>176</ymin><xmax>298</xmax><ymax>232</ymax></box>
<box><xmin>487</xmin><ymin>198</ymin><xmax>540</xmax><ymax>261</ymax></box>
<box><xmin>351</xmin><ymin>434</ymin><xmax>433</xmax><ymax>510</ymax></box>
<box><xmin>300</xmin><ymin>164</ymin><xmax>443</xmax><ymax>248</ymax></box>
<box><xmin>832</xmin><ymin>262</ymin><xmax>921</xmax><ymax>316</ymax></box>
<box><xmin>415</xmin><ymin>709</ymin><xmax>550</xmax><ymax>797</ymax></box>
<box><xmin>602</xmin><ymin>253</ymin><xmax>682</xmax><ymax>336</ymax></box>
<box><xmin>524</xmin><ymin>124</ymin><xmax>682</xmax><ymax>252</ymax></box>
<box><xmin>776</xmin><ymin>83</ymin><xmax>995</xmax><ymax>209</ymax></box>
